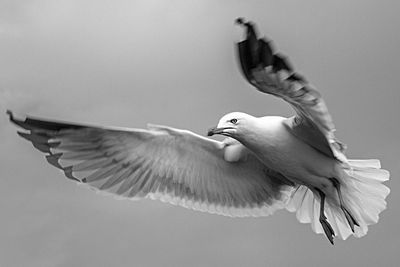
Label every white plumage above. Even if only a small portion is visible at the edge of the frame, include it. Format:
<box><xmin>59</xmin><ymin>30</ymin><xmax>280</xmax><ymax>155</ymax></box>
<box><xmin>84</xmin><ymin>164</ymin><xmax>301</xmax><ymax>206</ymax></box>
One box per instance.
<box><xmin>8</xmin><ymin>18</ymin><xmax>390</xmax><ymax>244</ymax></box>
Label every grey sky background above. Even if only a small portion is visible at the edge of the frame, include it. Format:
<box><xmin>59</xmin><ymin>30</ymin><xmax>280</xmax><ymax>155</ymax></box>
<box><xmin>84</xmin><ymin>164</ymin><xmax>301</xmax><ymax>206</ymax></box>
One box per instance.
<box><xmin>1</xmin><ymin>0</ymin><xmax>399</xmax><ymax>266</ymax></box>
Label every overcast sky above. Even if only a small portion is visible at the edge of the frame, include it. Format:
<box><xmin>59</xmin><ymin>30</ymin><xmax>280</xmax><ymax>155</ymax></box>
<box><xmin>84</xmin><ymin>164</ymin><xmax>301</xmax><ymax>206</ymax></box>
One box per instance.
<box><xmin>1</xmin><ymin>1</ymin><xmax>400</xmax><ymax>266</ymax></box>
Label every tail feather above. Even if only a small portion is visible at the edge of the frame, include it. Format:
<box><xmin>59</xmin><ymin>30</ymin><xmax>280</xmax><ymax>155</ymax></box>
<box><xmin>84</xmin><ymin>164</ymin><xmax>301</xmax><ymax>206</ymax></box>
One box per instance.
<box><xmin>348</xmin><ymin>159</ymin><xmax>381</xmax><ymax>169</ymax></box>
<box><xmin>351</xmin><ymin>168</ymin><xmax>390</xmax><ymax>182</ymax></box>
<box><xmin>297</xmin><ymin>189</ymin><xmax>313</xmax><ymax>223</ymax></box>
<box><xmin>342</xmin><ymin>161</ymin><xmax>390</xmax><ymax>223</ymax></box>
<box><xmin>286</xmin><ymin>159</ymin><xmax>390</xmax><ymax>241</ymax></box>
<box><xmin>310</xmin><ymin>197</ymin><xmax>323</xmax><ymax>234</ymax></box>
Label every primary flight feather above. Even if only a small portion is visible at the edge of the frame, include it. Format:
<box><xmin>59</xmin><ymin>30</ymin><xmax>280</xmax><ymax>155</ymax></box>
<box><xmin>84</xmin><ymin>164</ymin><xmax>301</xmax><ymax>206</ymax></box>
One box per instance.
<box><xmin>8</xmin><ymin>18</ymin><xmax>389</xmax><ymax>245</ymax></box>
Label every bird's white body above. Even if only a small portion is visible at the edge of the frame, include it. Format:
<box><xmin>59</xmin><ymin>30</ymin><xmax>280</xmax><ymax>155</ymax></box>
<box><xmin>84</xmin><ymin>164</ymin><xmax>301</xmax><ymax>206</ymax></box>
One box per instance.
<box><xmin>218</xmin><ymin>114</ymin><xmax>340</xmax><ymax>207</ymax></box>
<box><xmin>242</xmin><ymin>116</ymin><xmax>337</xmax><ymax>191</ymax></box>
<box><xmin>8</xmin><ymin>18</ymin><xmax>390</xmax><ymax>244</ymax></box>
<box><xmin>211</xmin><ymin>107</ymin><xmax>390</xmax><ymax>243</ymax></box>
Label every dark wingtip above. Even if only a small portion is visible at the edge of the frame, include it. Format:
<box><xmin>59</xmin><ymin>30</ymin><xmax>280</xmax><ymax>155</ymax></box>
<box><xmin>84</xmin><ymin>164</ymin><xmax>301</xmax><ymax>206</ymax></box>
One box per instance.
<box><xmin>287</xmin><ymin>73</ymin><xmax>307</xmax><ymax>83</ymax></box>
<box><xmin>272</xmin><ymin>53</ymin><xmax>293</xmax><ymax>72</ymax></box>
<box><xmin>17</xmin><ymin>131</ymin><xmax>30</xmax><ymax>140</ymax></box>
<box><xmin>46</xmin><ymin>153</ymin><xmax>63</xmax><ymax>169</ymax></box>
<box><xmin>7</xmin><ymin>111</ymin><xmax>32</xmax><ymax>130</ymax></box>
<box><xmin>7</xmin><ymin>110</ymin><xmax>17</xmax><ymax>124</ymax></box>
<box><xmin>63</xmin><ymin>166</ymin><xmax>81</xmax><ymax>182</ymax></box>
<box><xmin>235</xmin><ymin>17</ymin><xmax>246</xmax><ymax>25</ymax></box>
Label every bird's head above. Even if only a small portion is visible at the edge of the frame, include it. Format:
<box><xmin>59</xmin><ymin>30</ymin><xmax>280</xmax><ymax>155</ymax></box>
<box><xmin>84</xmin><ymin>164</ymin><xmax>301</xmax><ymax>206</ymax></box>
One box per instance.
<box><xmin>207</xmin><ymin>112</ymin><xmax>254</xmax><ymax>138</ymax></box>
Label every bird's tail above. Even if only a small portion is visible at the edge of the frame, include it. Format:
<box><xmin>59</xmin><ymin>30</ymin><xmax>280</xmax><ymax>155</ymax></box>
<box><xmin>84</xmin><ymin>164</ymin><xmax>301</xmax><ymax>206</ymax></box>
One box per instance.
<box><xmin>286</xmin><ymin>159</ymin><xmax>390</xmax><ymax>240</ymax></box>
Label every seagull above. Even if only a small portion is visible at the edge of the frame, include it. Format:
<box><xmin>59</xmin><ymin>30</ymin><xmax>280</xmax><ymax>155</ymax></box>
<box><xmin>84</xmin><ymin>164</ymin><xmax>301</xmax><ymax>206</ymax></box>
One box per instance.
<box><xmin>8</xmin><ymin>18</ymin><xmax>389</xmax><ymax>245</ymax></box>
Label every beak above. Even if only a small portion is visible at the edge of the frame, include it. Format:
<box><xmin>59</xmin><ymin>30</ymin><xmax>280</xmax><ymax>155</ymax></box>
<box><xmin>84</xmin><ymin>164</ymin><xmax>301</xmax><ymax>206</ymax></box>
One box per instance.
<box><xmin>207</xmin><ymin>127</ymin><xmax>218</xmax><ymax>136</ymax></box>
<box><xmin>207</xmin><ymin>127</ymin><xmax>233</xmax><ymax>136</ymax></box>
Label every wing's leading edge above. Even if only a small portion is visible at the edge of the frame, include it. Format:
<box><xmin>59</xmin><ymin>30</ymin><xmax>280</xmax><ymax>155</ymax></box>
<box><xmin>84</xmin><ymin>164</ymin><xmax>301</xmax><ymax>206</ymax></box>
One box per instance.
<box><xmin>8</xmin><ymin>111</ymin><xmax>294</xmax><ymax>217</ymax></box>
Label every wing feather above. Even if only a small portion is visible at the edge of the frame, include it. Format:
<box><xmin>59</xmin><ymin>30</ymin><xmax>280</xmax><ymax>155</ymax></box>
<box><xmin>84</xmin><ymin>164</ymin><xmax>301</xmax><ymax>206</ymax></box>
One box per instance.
<box><xmin>236</xmin><ymin>19</ymin><xmax>346</xmax><ymax>161</ymax></box>
<box><xmin>9</xmin><ymin>111</ymin><xmax>294</xmax><ymax>217</ymax></box>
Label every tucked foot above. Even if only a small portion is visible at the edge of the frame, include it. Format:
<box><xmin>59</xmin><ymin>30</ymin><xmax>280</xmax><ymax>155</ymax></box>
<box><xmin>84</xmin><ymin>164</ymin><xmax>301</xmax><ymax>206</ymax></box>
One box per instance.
<box><xmin>341</xmin><ymin>206</ymin><xmax>360</xmax><ymax>233</ymax></box>
<box><xmin>330</xmin><ymin>178</ymin><xmax>360</xmax><ymax>232</ymax></box>
<box><xmin>320</xmin><ymin>215</ymin><xmax>335</xmax><ymax>245</ymax></box>
<box><xmin>316</xmin><ymin>188</ymin><xmax>335</xmax><ymax>245</ymax></box>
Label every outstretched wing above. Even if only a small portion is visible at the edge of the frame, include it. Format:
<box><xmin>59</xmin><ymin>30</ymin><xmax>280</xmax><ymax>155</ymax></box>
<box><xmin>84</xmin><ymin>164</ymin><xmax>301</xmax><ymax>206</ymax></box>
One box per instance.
<box><xmin>236</xmin><ymin>19</ymin><xmax>346</xmax><ymax>162</ymax></box>
<box><xmin>8</xmin><ymin>111</ymin><xmax>294</xmax><ymax>217</ymax></box>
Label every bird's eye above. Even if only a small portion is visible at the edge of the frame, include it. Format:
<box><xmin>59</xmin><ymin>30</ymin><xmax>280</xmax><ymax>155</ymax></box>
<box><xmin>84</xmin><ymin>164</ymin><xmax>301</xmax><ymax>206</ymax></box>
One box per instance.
<box><xmin>230</xmin><ymin>118</ymin><xmax>238</xmax><ymax>124</ymax></box>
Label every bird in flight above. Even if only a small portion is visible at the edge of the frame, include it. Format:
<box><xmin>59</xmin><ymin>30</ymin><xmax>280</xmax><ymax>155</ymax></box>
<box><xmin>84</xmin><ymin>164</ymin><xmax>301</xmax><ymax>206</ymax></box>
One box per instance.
<box><xmin>8</xmin><ymin>18</ymin><xmax>389</xmax><ymax>245</ymax></box>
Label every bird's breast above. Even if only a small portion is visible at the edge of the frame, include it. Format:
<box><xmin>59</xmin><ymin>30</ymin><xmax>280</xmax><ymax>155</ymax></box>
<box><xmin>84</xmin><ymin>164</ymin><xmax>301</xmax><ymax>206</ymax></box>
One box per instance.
<box><xmin>242</xmin><ymin>118</ymin><xmax>336</xmax><ymax>181</ymax></box>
